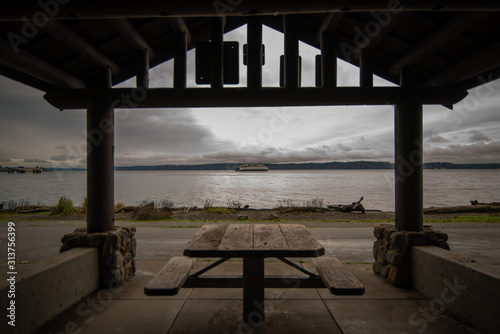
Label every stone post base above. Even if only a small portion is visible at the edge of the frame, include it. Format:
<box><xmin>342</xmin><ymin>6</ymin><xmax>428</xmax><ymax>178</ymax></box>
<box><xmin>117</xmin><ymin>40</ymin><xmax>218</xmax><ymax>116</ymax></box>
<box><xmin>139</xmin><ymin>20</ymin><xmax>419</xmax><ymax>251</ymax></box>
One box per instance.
<box><xmin>373</xmin><ymin>224</ymin><xmax>449</xmax><ymax>287</ymax></box>
<box><xmin>60</xmin><ymin>227</ymin><xmax>137</xmax><ymax>288</ymax></box>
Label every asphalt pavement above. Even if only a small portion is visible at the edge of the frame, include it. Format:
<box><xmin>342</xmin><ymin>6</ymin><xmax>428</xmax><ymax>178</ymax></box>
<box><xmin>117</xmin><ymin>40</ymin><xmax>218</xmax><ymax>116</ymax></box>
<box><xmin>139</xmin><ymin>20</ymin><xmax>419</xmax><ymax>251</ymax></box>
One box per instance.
<box><xmin>1</xmin><ymin>220</ymin><xmax>499</xmax><ymax>266</ymax></box>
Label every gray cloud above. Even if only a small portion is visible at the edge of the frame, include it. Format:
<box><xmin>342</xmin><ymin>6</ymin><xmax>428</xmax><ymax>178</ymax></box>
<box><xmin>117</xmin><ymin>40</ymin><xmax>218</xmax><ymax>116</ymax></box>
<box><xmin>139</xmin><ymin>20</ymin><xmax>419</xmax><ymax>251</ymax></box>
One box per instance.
<box><xmin>1</xmin><ymin>26</ymin><xmax>500</xmax><ymax>167</ymax></box>
<box><xmin>428</xmin><ymin>136</ymin><xmax>450</xmax><ymax>143</ymax></box>
<box><xmin>23</xmin><ymin>158</ymin><xmax>49</xmax><ymax>163</ymax></box>
<box><xmin>468</xmin><ymin>130</ymin><xmax>491</xmax><ymax>143</ymax></box>
<box><xmin>425</xmin><ymin>141</ymin><xmax>500</xmax><ymax>163</ymax></box>
<box><xmin>201</xmin><ymin>143</ymin><xmax>393</xmax><ymax>164</ymax></box>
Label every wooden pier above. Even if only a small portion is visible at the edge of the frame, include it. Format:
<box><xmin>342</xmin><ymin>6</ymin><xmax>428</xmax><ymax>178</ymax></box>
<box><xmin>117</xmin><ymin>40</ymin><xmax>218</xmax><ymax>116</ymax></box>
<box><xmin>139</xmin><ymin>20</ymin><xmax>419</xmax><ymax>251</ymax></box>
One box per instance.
<box><xmin>0</xmin><ymin>167</ymin><xmax>44</xmax><ymax>174</ymax></box>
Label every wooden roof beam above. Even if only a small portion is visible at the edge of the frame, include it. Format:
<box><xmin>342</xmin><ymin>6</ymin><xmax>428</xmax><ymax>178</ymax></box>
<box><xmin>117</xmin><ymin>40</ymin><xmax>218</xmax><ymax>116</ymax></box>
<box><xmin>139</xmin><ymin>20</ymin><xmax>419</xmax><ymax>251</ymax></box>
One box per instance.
<box><xmin>42</xmin><ymin>20</ymin><xmax>121</xmax><ymax>75</ymax></box>
<box><xmin>362</xmin><ymin>12</ymin><xmax>409</xmax><ymax>50</ymax></box>
<box><xmin>108</xmin><ymin>18</ymin><xmax>155</xmax><ymax>59</ymax></box>
<box><xmin>425</xmin><ymin>41</ymin><xmax>500</xmax><ymax>86</ymax></box>
<box><xmin>44</xmin><ymin>86</ymin><xmax>468</xmax><ymax>110</ymax></box>
<box><xmin>389</xmin><ymin>12</ymin><xmax>489</xmax><ymax>76</ymax></box>
<box><xmin>2</xmin><ymin>1</ymin><xmax>500</xmax><ymax>20</ymax></box>
<box><xmin>0</xmin><ymin>39</ymin><xmax>87</xmax><ymax>89</ymax></box>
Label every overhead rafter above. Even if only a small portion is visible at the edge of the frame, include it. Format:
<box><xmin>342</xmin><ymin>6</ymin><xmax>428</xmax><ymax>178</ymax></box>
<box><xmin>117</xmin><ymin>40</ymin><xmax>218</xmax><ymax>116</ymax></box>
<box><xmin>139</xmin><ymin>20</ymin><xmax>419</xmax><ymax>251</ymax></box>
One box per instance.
<box><xmin>42</xmin><ymin>20</ymin><xmax>121</xmax><ymax>75</ymax></box>
<box><xmin>0</xmin><ymin>64</ymin><xmax>55</xmax><ymax>92</ymax></box>
<box><xmin>389</xmin><ymin>12</ymin><xmax>489</xmax><ymax>75</ymax></box>
<box><xmin>425</xmin><ymin>41</ymin><xmax>500</xmax><ymax>86</ymax></box>
<box><xmin>362</xmin><ymin>12</ymin><xmax>409</xmax><ymax>50</ymax></box>
<box><xmin>1</xmin><ymin>1</ymin><xmax>500</xmax><ymax>21</ymax></box>
<box><xmin>316</xmin><ymin>12</ymin><xmax>344</xmax><ymax>42</ymax></box>
<box><xmin>108</xmin><ymin>18</ymin><xmax>155</xmax><ymax>59</ymax></box>
<box><xmin>0</xmin><ymin>39</ymin><xmax>87</xmax><ymax>89</ymax></box>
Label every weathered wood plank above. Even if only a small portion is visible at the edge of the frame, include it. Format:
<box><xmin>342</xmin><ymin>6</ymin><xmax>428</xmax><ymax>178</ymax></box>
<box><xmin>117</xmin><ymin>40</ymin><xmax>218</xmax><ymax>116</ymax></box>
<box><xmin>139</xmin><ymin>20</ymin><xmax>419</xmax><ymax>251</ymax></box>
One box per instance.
<box><xmin>184</xmin><ymin>224</ymin><xmax>228</xmax><ymax>254</ymax></box>
<box><xmin>254</xmin><ymin>224</ymin><xmax>288</xmax><ymax>250</ymax></box>
<box><xmin>144</xmin><ymin>256</ymin><xmax>196</xmax><ymax>296</ymax></box>
<box><xmin>185</xmin><ymin>223</ymin><xmax>324</xmax><ymax>258</ymax></box>
<box><xmin>311</xmin><ymin>257</ymin><xmax>365</xmax><ymax>295</ymax></box>
<box><xmin>280</xmin><ymin>224</ymin><xmax>324</xmax><ymax>256</ymax></box>
<box><xmin>218</xmin><ymin>224</ymin><xmax>254</xmax><ymax>251</ymax></box>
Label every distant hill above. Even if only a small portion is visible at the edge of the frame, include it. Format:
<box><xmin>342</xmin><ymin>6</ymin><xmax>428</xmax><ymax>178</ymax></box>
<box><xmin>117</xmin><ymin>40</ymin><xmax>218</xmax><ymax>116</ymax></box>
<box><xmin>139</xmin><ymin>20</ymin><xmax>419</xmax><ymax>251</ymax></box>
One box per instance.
<box><xmin>115</xmin><ymin>161</ymin><xmax>500</xmax><ymax>171</ymax></box>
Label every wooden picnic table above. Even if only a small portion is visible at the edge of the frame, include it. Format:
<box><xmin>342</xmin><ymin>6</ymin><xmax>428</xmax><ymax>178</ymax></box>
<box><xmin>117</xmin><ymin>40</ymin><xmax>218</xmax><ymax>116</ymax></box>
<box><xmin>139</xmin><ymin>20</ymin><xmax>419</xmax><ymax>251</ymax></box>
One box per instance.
<box><xmin>184</xmin><ymin>223</ymin><xmax>322</xmax><ymax>323</ymax></box>
<box><xmin>145</xmin><ymin>223</ymin><xmax>364</xmax><ymax>324</ymax></box>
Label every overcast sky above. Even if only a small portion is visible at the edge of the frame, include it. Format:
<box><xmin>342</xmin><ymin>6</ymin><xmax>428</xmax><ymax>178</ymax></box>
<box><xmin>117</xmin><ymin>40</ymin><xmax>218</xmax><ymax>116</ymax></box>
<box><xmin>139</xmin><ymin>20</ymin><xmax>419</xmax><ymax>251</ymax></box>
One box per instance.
<box><xmin>1</xmin><ymin>25</ymin><xmax>500</xmax><ymax>168</ymax></box>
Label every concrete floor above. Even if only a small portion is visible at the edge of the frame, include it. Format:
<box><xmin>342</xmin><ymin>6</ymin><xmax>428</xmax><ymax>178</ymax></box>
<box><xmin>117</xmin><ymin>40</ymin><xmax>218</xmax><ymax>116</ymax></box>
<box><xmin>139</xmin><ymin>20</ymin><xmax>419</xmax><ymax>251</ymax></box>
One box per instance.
<box><xmin>37</xmin><ymin>260</ymin><xmax>479</xmax><ymax>334</ymax></box>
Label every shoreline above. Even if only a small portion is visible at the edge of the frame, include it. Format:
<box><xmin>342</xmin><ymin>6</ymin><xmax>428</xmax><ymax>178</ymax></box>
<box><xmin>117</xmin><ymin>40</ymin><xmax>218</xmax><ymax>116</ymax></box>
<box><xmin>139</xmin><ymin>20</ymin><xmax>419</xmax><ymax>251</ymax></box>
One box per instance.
<box><xmin>1</xmin><ymin>205</ymin><xmax>499</xmax><ymax>224</ymax></box>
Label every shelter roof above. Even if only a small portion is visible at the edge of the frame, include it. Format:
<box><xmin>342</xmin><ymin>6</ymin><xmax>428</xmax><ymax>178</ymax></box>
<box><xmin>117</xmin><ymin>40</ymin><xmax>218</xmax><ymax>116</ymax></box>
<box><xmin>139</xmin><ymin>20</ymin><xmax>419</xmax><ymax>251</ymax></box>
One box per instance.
<box><xmin>1</xmin><ymin>2</ymin><xmax>499</xmax><ymax>93</ymax></box>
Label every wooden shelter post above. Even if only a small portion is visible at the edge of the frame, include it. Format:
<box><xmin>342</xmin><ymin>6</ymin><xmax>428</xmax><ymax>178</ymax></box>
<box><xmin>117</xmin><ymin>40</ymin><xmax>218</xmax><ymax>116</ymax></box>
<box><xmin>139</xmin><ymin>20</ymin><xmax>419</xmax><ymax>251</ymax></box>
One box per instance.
<box><xmin>394</xmin><ymin>70</ymin><xmax>423</xmax><ymax>232</ymax></box>
<box><xmin>86</xmin><ymin>67</ymin><xmax>115</xmax><ymax>233</ymax></box>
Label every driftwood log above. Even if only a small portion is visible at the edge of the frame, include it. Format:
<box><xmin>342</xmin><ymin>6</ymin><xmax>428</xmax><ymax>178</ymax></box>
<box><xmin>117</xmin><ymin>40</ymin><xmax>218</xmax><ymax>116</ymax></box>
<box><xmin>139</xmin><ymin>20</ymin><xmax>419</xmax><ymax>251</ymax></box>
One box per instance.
<box><xmin>328</xmin><ymin>197</ymin><xmax>365</xmax><ymax>213</ymax></box>
<box><xmin>470</xmin><ymin>200</ymin><xmax>500</xmax><ymax>206</ymax></box>
<box><xmin>17</xmin><ymin>206</ymin><xmax>51</xmax><ymax>214</ymax></box>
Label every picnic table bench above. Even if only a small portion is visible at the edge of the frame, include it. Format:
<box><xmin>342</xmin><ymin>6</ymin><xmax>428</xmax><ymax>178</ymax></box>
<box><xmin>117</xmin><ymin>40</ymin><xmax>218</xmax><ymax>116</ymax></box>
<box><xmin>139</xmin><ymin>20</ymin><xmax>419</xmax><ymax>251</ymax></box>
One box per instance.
<box><xmin>145</xmin><ymin>223</ymin><xmax>364</xmax><ymax>323</ymax></box>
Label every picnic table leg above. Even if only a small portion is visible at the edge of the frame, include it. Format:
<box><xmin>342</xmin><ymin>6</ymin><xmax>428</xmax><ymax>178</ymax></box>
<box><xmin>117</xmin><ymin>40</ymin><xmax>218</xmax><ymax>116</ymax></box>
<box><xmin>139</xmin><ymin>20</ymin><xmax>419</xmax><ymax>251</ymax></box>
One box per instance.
<box><xmin>243</xmin><ymin>257</ymin><xmax>265</xmax><ymax>324</ymax></box>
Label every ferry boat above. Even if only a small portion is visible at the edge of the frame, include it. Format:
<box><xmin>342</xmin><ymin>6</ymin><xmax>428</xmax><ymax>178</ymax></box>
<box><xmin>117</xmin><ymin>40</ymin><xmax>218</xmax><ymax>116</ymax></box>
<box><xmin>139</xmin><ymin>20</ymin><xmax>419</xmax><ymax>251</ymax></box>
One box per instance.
<box><xmin>235</xmin><ymin>163</ymin><xmax>269</xmax><ymax>172</ymax></box>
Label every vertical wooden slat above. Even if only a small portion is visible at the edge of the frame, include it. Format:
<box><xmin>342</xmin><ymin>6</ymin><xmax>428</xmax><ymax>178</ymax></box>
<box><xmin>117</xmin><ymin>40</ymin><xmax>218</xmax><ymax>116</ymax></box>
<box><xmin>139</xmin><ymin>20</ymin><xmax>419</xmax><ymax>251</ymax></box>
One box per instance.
<box><xmin>284</xmin><ymin>15</ymin><xmax>299</xmax><ymax>89</ymax></box>
<box><xmin>136</xmin><ymin>48</ymin><xmax>149</xmax><ymax>88</ymax></box>
<box><xmin>360</xmin><ymin>49</ymin><xmax>373</xmax><ymax>88</ymax></box>
<box><xmin>211</xmin><ymin>18</ymin><xmax>224</xmax><ymax>89</ymax></box>
<box><xmin>174</xmin><ymin>32</ymin><xmax>187</xmax><ymax>89</ymax></box>
<box><xmin>247</xmin><ymin>16</ymin><xmax>263</xmax><ymax>89</ymax></box>
<box><xmin>320</xmin><ymin>31</ymin><xmax>336</xmax><ymax>88</ymax></box>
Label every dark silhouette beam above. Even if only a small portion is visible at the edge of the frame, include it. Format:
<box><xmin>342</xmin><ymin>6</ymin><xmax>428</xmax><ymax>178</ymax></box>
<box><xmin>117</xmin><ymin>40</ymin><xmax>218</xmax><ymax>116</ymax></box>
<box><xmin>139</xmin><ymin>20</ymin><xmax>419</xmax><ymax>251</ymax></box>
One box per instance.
<box><xmin>389</xmin><ymin>12</ymin><xmax>489</xmax><ymax>75</ymax></box>
<box><xmin>42</xmin><ymin>20</ymin><xmax>121</xmax><ymax>75</ymax></box>
<box><xmin>44</xmin><ymin>86</ymin><xmax>468</xmax><ymax>110</ymax></box>
<box><xmin>0</xmin><ymin>39</ymin><xmax>87</xmax><ymax>89</ymax></box>
<box><xmin>2</xmin><ymin>1</ymin><xmax>499</xmax><ymax>21</ymax></box>
<box><xmin>108</xmin><ymin>18</ymin><xmax>155</xmax><ymax>59</ymax></box>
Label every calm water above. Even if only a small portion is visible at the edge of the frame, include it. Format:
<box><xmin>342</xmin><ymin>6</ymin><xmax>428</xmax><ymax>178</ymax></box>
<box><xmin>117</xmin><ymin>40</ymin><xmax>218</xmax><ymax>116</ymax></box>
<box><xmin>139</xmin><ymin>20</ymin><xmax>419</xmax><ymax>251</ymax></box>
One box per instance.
<box><xmin>1</xmin><ymin>169</ymin><xmax>499</xmax><ymax>212</ymax></box>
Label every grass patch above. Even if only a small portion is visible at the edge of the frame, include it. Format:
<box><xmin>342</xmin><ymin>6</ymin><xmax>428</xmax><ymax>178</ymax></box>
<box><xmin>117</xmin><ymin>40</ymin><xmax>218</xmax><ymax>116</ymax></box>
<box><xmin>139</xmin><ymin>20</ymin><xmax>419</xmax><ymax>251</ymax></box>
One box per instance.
<box><xmin>424</xmin><ymin>215</ymin><xmax>500</xmax><ymax>223</ymax></box>
<box><xmin>202</xmin><ymin>207</ymin><xmax>237</xmax><ymax>214</ymax></box>
<box><xmin>1</xmin><ymin>199</ymin><xmax>36</xmax><ymax>212</ymax></box>
<box><xmin>320</xmin><ymin>219</ymin><xmax>395</xmax><ymax>223</ymax></box>
<box><xmin>132</xmin><ymin>200</ymin><xmax>173</xmax><ymax>220</ymax></box>
<box><xmin>51</xmin><ymin>196</ymin><xmax>76</xmax><ymax>215</ymax></box>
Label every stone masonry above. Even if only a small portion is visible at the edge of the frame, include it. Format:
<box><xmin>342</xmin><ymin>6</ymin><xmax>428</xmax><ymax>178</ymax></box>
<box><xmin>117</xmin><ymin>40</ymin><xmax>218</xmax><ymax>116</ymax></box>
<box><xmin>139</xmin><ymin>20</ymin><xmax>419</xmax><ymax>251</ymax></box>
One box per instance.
<box><xmin>373</xmin><ymin>224</ymin><xmax>449</xmax><ymax>287</ymax></box>
<box><xmin>60</xmin><ymin>227</ymin><xmax>136</xmax><ymax>288</ymax></box>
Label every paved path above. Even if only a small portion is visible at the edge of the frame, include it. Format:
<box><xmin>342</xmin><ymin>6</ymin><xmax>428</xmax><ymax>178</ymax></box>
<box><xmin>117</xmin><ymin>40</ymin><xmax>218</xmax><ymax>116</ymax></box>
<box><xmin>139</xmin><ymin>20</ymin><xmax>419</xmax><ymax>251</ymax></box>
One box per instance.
<box><xmin>1</xmin><ymin>221</ymin><xmax>499</xmax><ymax>266</ymax></box>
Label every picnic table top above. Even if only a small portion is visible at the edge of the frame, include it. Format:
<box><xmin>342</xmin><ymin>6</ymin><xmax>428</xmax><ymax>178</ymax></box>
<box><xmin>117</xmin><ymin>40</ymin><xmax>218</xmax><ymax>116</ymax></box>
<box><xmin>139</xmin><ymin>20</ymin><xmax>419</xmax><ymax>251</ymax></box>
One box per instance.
<box><xmin>183</xmin><ymin>223</ymin><xmax>325</xmax><ymax>258</ymax></box>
